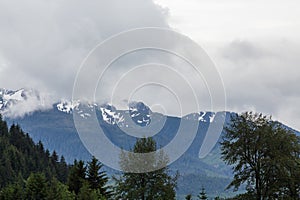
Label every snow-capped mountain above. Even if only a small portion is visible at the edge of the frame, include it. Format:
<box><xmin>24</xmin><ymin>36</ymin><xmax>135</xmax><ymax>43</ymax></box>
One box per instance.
<box><xmin>2</xmin><ymin>88</ymin><xmax>299</xmax><ymax>198</ymax></box>
<box><xmin>55</xmin><ymin>99</ymin><xmax>153</xmax><ymax>127</ymax></box>
<box><xmin>0</xmin><ymin>88</ymin><xmax>51</xmax><ymax>118</ymax></box>
<box><xmin>129</xmin><ymin>101</ymin><xmax>151</xmax><ymax>126</ymax></box>
<box><xmin>0</xmin><ymin>88</ymin><xmax>218</xmax><ymax>126</ymax></box>
<box><xmin>0</xmin><ymin>88</ymin><xmax>36</xmax><ymax>110</ymax></box>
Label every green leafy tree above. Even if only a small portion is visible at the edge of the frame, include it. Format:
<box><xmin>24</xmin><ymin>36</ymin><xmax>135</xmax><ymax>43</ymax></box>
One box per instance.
<box><xmin>197</xmin><ymin>187</ymin><xmax>207</xmax><ymax>200</ymax></box>
<box><xmin>221</xmin><ymin>112</ymin><xmax>300</xmax><ymax>199</ymax></box>
<box><xmin>115</xmin><ymin>137</ymin><xmax>178</xmax><ymax>200</ymax></box>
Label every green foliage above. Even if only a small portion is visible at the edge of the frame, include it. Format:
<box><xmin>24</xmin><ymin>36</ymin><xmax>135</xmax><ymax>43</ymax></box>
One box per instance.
<box><xmin>25</xmin><ymin>173</ymin><xmax>47</xmax><ymax>200</ymax></box>
<box><xmin>67</xmin><ymin>160</ymin><xmax>86</xmax><ymax>194</ymax></box>
<box><xmin>225</xmin><ymin>192</ymin><xmax>255</xmax><ymax>200</ymax></box>
<box><xmin>185</xmin><ymin>194</ymin><xmax>192</xmax><ymax>200</ymax></box>
<box><xmin>77</xmin><ymin>181</ymin><xmax>101</xmax><ymax>200</ymax></box>
<box><xmin>57</xmin><ymin>156</ymin><xmax>69</xmax><ymax>183</ymax></box>
<box><xmin>221</xmin><ymin>112</ymin><xmax>300</xmax><ymax>199</ymax></box>
<box><xmin>67</xmin><ymin>158</ymin><xmax>111</xmax><ymax>198</ymax></box>
<box><xmin>114</xmin><ymin>137</ymin><xmax>178</xmax><ymax>200</ymax></box>
<box><xmin>0</xmin><ymin>173</ymin><xmax>75</xmax><ymax>200</ymax></box>
<box><xmin>47</xmin><ymin>177</ymin><xmax>75</xmax><ymax>200</ymax></box>
<box><xmin>0</xmin><ymin>116</ymin><xmax>109</xmax><ymax>199</ymax></box>
<box><xmin>87</xmin><ymin>156</ymin><xmax>111</xmax><ymax>197</ymax></box>
<box><xmin>0</xmin><ymin>117</ymin><xmax>69</xmax><ymax>189</ymax></box>
<box><xmin>4</xmin><ymin>111</ymin><xmax>299</xmax><ymax>199</ymax></box>
<box><xmin>0</xmin><ymin>180</ymin><xmax>25</xmax><ymax>200</ymax></box>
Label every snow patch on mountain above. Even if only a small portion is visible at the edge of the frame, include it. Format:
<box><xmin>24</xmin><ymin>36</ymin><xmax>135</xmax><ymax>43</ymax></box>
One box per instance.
<box><xmin>100</xmin><ymin>105</ymin><xmax>125</xmax><ymax>125</ymax></box>
<box><xmin>184</xmin><ymin>111</ymin><xmax>216</xmax><ymax>123</ymax></box>
<box><xmin>57</xmin><ymin>100</ymin><xmax>80</xmax><ymax>114</ymax></box>
<box><xmin>129</xmin><ymin>102</ymin><xmax>151</xmax><ymax>126</ymax></box>
<box><xmin>3</xmin><ymin>89</ymin><xmax>24</xmax><ymax>101</ymax></box>
<box><xmin>209</xmin><ymin>113</ymin><xmax>216</xmax><ymax>123</ymax></box>
<box><xmin>198</xmin><ymin>112</ymin><xmax>206</xmax><ymax>122</ymax></box>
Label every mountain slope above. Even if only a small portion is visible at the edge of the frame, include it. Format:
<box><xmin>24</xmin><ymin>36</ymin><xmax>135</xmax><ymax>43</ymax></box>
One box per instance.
<box><xmin>1</xmin><ymin>88</ymin><xmax>299</xmax><ymax>197</ymax></box>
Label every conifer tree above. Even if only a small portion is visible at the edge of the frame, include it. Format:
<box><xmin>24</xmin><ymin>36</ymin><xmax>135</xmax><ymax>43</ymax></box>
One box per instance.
<box><xmin>197</xmin><ymin>187</ymin><xmax>207</xmax><ymax>200</ymax></box>
<box><xmin>87</xmin><ymin>156</ymin><xmax>110</xmax><ymax>197</ymax></box>
<box><xmin>47</xmin><ymin>177</ymin><xmax>75</xmax><ymax>200</ymax></box>
<box><xmin>115</xmin><ymin>137</ymin><xmax>178</xmax><ymax>200</ymax></box>
<box><xmin>25</xmin><ymin>173</ymin><xmax>47</xmax><ymax>200</ymax></box>
<box><xmin>57</xmin><ymin>156</ymin><xmax>69</xmax><ymax>183</ymax></box>
<box><xmin>67</xmin><ymin>160</ymin><xmax>86</xmax><ymax>195</ymax></box>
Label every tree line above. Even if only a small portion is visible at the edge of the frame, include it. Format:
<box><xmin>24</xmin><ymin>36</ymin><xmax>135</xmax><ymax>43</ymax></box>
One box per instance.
<box><xmin>0</xmin><ymin>115</ymin><xmax>177</xmax><ymax>199</ymax></box>
<box><xmin>0</xmin><ymin>112</ymin><xmax>299</xmax><ymax>199</ymax></box>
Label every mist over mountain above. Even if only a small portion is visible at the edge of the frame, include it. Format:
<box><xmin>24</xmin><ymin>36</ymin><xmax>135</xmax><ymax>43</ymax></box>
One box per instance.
<box><xmin>0</xmin><ymin>88</ymin><xmax>54</xmax><ymax>118</ymax></box>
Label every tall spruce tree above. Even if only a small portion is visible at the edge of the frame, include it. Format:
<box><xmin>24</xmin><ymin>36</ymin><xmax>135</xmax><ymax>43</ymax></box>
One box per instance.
<box><xmin>67</xmin><ymin>160</ymin><xmax>86</xmax><ymax>195</ymax></box>
<box><xmin>87</xmin><ymin>156</ymin><xmax>110</xmax><ymax>197</ymax></box>
<box><xmin>57</xmin><ymin>156</ymin><xmax>69</xmax><ymax>183</ymax></box>
<box><xmin>115</xmin><ymin>137</ymin><xmax>178</xmax><ymax>200</ymax></box>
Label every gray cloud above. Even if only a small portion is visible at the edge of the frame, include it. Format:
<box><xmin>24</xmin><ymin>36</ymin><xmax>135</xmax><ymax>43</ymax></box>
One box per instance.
<box><xmin>215</xmin><ymin>39</ymin><xmax>300</xmax><ymax>130</ymax></box>
<box><xmin>0</xmin><ymin>0</ymin><xmax>168</xmax><ymax>100</ymax></box>
<box><xmin>0</xmin><ymin>0</ymin><xmax>299</xmax><ymax>132</ymax></box>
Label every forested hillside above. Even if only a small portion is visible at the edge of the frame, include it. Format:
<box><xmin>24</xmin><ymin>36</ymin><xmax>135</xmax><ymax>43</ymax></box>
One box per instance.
<box><xmin>0</xmin><ymin>115</ymin><xmax>69</xmax><ymax>188</ymax></box>
<box><xmin>0</xmin><ymin>115</ymin><xmax>111</xmax><ymax>199</ymax></box>
<box><xmin>1</xmin><ymin>113</ymin><xmax>299</xmax><ymax>199</ymax></box>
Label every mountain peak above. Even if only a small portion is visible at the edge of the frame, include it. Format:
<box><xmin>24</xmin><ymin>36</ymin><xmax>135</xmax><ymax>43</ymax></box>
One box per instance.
<box><xmin>128</xmin><ymin>101</ymin><xmax>152</xmax><ymax>126</ymax></box>
<box><xmin>0</xmin><ymin>88</ymin><xmax>53</xmax><ymax>118</ymax></box>
<box><xmin>0</xmin><ymin>88</ymin><xmax>39</xmax><ymax>110</ymax></box>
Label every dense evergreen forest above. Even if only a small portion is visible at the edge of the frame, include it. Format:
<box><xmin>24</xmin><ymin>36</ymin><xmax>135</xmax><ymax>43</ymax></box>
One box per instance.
<box><xmin>0</xmin><ymin>115</ymin><xmax>176</xmax><ymax>199</ymax></box>
<box><xmin>0</xmin><ymin>114</ymin><xmax>114</xmax><ymax>199</ymax></box>
<box><xmin>0</xmin><ymin>115</ymin><xmax>69</xmax><ymax>187</ymax></box>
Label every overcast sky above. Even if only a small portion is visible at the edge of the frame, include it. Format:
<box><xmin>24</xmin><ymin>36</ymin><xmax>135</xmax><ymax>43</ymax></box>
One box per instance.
<box><xmin>155</xmin><ymin>0</ymin><xmax>300</xmax><ymax>130</ymax></box>
<box><xmin>0</xmin><ymin>0</ymin><xmax>299</xmax><ymax>130</ymax></box>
